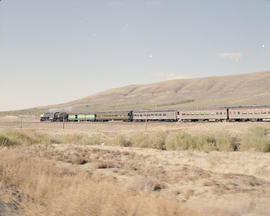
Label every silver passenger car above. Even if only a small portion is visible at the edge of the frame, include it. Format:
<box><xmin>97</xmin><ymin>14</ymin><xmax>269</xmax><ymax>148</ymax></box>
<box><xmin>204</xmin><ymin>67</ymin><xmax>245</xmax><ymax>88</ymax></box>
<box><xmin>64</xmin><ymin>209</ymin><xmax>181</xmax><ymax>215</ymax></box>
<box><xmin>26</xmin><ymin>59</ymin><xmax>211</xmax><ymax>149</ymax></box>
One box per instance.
<box><xmin>228</xmin><ymin>106</ymin><xmax>270</xmax><ymax>121</ymax></box>
<box><xmin>177</xmin><ymin>108</ymin><xmax>228</xmax><ymax>122</ymax></box>
<box><xmin>133</xmin><ymin>110</ymin><xmax>178</xmax><ymax>122</ymax></box>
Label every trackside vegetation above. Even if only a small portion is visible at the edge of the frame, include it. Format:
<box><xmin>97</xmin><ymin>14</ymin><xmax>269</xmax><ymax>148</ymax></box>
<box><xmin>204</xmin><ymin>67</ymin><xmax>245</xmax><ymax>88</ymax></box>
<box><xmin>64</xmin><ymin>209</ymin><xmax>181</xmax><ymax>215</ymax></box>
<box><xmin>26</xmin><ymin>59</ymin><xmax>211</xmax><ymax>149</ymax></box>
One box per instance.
<box><xmin>239</xmin><ymin>126</ymin><xmax>270</xmax><ymax>152</ymax></box>
<box><xmin>1</xmin><ymin>126</ymin><xmax>270</xmax><ymax>152</ymax></box>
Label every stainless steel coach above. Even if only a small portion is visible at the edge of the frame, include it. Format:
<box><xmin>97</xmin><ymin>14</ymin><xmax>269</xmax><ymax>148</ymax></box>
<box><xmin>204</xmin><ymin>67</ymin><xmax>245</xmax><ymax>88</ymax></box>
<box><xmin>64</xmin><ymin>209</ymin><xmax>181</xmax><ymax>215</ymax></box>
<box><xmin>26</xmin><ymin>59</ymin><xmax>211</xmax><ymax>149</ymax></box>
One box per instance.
<box><xmin>177</xmin><ymin>108</ymin><xmax>228</xmax><ymax>122</ymax></box>
<box><xmin>133</xmin><ymin>110</ymin><xmax>178</xmax><ymax>122</ymax></box>
<box><xmin>228</xmin><ymin>106</ymin><xmax>270</xmax><ymax>121</ymax></box>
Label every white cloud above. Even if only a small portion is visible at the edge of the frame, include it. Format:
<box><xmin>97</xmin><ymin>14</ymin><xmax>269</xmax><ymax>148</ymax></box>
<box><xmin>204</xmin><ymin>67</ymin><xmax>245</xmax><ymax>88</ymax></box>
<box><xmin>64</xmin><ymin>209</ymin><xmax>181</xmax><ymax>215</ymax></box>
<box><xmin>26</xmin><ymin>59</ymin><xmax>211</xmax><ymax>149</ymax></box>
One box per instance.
<box><xmin>217</xmin><ymin>52</ymin><xmax>243</xmax><ymax>62</ymax></box>
<box><xmin>158</xmin><ymin>73</ymin><xmax>189</xmax><ymax>80</ymax></box>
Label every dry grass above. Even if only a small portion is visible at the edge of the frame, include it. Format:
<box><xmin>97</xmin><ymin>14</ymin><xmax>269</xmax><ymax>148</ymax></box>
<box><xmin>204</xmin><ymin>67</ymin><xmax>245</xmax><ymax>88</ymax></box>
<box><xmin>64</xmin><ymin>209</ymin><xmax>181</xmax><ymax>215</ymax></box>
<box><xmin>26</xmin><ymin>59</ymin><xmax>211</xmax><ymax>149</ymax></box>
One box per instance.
<box><xmin>0</xmin><ymin>134</ymin><xmax>16</xmax><ymax>147</ymax></box>
<box><xmin>107</xmin><ymin>135</ymin><xmax>131</xmax><ymax>147</ymax></box>
<box><xmin>1</xmin><ymin>140</ymin><xmax>270</xmax><ymax>215</ymax></box>
<box><xmin>0</xmin><ymin>129</ymin><xmax>105</xmax><ymax>147</ymax></box>
<box><xmin>1</xmin><ymin>126</ymin><xmax>270</xmax><ymax>152</ymax></box>
<box><xmin>165</xmin><ymin>132</ymin><xmax>194</xmax><ymax>150</ymax></box>
<box><xmin>0</xmin><ymin>129</ymin><xmax>59</xmax><ymax>146</ymax></box>
<box><xmin>60</xmin><ymin>133</ymin><xmax>105</xmax><ymax>145</ymax></box>
<box><xmin>239</xmin><ymin>126</ymin><xmax>270</xmax><ymax>152</ymax></box>
<box><xmin>129</xmin><ymin>130</ymin><xmax>167</xmax><ymax>150</ymax></box>
<box><xmin>0</xmin><ymin>150</ymin><xmax>198</xmax><ymax>216</ymax></box>
<box><xmin>107</xmin><ymin>130</ymin><xmax>236</xmax><ymax>152</ymax></box>
<box><xmin>165</xmin><ymin>131</ymin><xmax>235</xmax><ymax>152</ymax></box>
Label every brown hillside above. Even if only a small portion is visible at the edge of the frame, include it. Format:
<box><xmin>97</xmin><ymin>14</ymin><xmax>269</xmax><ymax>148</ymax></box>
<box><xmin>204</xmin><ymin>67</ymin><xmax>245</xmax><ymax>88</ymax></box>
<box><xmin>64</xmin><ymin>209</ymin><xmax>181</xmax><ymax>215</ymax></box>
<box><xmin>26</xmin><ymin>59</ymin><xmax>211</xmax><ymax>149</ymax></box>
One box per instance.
<box><xmin>50</xmin><ymin>71</ymin><xmax>270</xmax><ymax>112</ymax></box>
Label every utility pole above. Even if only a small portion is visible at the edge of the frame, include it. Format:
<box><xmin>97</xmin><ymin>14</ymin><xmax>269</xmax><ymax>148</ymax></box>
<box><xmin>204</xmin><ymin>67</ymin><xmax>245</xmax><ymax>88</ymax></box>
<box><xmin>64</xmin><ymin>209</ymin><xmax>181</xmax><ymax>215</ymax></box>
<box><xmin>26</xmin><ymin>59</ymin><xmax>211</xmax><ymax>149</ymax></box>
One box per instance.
<box><xmin>145</xmin><ymin>114</ymin><xmax>148</xmax><ymax>131</ymax></box>
<box><xmin>62</xmin><ymin>115</ymin><xmax>65</xmax><ymax>129</ymax></box>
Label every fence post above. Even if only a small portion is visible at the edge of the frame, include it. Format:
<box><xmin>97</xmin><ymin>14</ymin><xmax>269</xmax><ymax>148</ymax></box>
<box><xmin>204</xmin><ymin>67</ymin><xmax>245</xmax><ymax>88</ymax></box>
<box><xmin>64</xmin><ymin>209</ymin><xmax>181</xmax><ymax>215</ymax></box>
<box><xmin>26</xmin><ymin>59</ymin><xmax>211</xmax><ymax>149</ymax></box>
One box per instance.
<box><xmin>145</xmin><ymin>115</ymin><xmax>148</xmax><ymax>131</ymax></box>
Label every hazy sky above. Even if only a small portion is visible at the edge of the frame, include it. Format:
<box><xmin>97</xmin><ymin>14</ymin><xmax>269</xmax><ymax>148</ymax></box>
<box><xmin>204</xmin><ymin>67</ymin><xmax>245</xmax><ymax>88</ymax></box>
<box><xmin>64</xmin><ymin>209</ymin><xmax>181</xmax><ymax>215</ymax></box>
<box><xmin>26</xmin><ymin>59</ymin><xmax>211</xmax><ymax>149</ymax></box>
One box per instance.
<box><xmin>0</xmin><ymin>0</ymin><xmax>269</xmax><ymax>111</ymax></box>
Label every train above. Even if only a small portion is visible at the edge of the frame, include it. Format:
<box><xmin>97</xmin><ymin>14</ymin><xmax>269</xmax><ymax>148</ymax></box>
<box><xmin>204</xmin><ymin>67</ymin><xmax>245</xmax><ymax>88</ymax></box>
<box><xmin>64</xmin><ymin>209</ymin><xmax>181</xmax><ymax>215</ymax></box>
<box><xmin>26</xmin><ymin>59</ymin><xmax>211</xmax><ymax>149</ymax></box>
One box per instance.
<box><xmin>40</xmin><ymin>106</ymin><xmax>270</xmax><ymax>122</ymax></box>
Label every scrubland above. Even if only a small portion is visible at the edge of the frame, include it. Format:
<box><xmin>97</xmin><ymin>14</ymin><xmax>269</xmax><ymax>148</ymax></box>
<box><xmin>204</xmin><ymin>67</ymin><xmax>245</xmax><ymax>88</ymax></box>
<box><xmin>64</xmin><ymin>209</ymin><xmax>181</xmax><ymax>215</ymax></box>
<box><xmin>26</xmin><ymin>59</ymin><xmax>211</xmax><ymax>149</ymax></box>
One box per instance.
<box><xmin>1</xmin><ymin>124</ymin><xmax>270</xmax><ymax>152</ymax></box>
<box><xmin>1</xmin><ymin>120</ymin><xmax>270</xmax><ymax>216</ymax></box>
<box><xmin>0</xmin><ymin>150</ymin><xmax>198</xmax><ymax>216</ymax></box>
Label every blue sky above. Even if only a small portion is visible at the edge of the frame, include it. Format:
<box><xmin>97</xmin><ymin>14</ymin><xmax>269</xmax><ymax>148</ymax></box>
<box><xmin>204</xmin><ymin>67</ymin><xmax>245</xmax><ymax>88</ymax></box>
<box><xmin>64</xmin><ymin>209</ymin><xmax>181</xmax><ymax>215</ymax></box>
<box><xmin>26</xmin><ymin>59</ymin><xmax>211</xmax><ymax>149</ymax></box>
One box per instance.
<box><xmin>0</xmin><ymin>0</ymin><xmax>269</xmax><ymax>111</ymax></box>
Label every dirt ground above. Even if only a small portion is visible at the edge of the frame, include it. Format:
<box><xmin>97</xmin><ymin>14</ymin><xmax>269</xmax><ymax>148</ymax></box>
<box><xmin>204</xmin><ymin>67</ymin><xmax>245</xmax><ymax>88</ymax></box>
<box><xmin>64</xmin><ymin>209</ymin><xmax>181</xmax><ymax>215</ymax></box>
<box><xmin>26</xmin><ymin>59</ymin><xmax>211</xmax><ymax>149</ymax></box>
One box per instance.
<box><xmin>7</xmin><ymin>144</ymin><xmax>269</xmax><ymax>216</ymax></box>
<box><xmin>1</xmin><ymin>118</ymin><xmax>270</xmax><ymax>216</ymax></box>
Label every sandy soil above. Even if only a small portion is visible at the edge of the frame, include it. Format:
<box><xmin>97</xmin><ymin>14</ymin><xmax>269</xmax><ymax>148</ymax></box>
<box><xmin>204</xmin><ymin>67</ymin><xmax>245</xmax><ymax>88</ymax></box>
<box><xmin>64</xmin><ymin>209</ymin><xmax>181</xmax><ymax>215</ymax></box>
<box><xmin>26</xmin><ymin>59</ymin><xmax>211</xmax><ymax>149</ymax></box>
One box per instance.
<box><xmin>10</xmin><ymin>143</ymin><xmax>268</xmax><ymax>216</ymax></box>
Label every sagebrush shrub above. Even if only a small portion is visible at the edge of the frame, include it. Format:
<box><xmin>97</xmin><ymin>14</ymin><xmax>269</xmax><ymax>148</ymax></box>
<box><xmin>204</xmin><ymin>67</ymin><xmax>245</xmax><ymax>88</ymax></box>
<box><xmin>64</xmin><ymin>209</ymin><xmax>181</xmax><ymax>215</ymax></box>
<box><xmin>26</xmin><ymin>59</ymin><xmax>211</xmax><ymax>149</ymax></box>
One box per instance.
<box><xmin>165</xmin><ymin>131</ymin><xmax>194</xmax><ymax>150</ymax></box>
<box><xmin>239</xmin><ymin>126</ymin><xmax>270</xmax><ymax>152</ymax></box>
<box><xmin>165</xmin><ymin>131</ymin><xmax>235</xmax><ymax>151</ymax></box>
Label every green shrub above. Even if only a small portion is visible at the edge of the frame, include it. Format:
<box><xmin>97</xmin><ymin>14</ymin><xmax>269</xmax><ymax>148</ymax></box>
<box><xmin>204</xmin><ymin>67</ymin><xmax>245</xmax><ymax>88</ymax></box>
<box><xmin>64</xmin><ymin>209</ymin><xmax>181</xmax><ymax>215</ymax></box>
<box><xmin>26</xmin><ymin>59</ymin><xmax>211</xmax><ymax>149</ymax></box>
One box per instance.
<box><xmin>239</xmin><ymin>126</ymin><xmax>270</xmax><ymax>152</ymax></box>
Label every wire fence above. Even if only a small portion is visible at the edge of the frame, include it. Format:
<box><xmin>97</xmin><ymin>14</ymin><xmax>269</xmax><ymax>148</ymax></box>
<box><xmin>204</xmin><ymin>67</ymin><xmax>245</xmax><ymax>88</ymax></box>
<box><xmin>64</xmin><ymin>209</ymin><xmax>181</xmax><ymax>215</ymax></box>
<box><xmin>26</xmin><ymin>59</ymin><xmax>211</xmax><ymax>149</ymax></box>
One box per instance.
<box><xmin>0</xmin><ymin>120</ymin><xmax>161</xmax><ymax>131</ymax></box>
<box><xmin>1</xmin><ymin>119</ymin><xmax>268</xmax><ymax>132</ymax></box>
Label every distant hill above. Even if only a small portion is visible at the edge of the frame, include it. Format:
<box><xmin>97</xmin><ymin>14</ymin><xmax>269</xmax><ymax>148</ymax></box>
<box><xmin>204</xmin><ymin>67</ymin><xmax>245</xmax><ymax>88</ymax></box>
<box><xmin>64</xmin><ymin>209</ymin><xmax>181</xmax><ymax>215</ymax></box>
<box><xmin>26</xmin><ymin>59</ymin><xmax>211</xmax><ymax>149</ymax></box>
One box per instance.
<box><xmin>2</xmin><ymin>71</ymin><xmax>270</xmax><ymax>115</ymax></box>
<box><xmin>43</xmin><ymin>70</ymin><xmax>270</xmax><ymax>112</ymax></box>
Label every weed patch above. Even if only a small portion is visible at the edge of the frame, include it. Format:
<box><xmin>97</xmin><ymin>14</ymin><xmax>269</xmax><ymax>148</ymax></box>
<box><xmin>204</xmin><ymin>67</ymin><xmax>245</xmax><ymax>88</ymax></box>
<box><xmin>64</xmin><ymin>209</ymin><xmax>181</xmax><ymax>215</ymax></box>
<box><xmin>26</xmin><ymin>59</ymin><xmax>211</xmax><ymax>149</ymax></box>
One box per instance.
<box><xmin>165</xmin><ymin>131</ymin><xmax>235</xmax><ymax>151</ymax></box>
<box><xmin>239</xmin><ymin>126</ymin><xmax>270</xmax><ymax>152</ymax></box>
<box><xmin>0</xmin><ymin>129</ymin><xmax>60</xmax><ymax>146</ymax></box>
<box><xmin>129</xmin><ymin>131</ymin><xmax>167</xmax><ymax>150</ymax></box>
<box><xmin>0</xmin><ymin>151</ymin><xmax>198</xmax><ymax>216</ymax></box>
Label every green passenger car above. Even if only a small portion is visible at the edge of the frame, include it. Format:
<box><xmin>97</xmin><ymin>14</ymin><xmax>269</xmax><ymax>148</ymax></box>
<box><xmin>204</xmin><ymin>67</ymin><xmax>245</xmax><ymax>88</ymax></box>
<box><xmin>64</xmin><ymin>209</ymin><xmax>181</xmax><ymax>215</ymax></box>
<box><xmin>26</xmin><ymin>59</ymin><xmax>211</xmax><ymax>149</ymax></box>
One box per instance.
<box><xmin>85</xmin><ymin>114</ymin><xmax>95</xmax><ymax>121</ymax></box>
<box><xmin>67</xmin><ymin>114</ymin><xmax>95</xmax><ymax>121</ymax></box>
<box><xmin>77</xmin><ymin>114</ymin><xmax>86</xmax><ymax>121</ymax></box>
<box><xmin>68</xmin><ymin>114</ymin><xmax>77</xmax><ymax>121</ymax></box>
